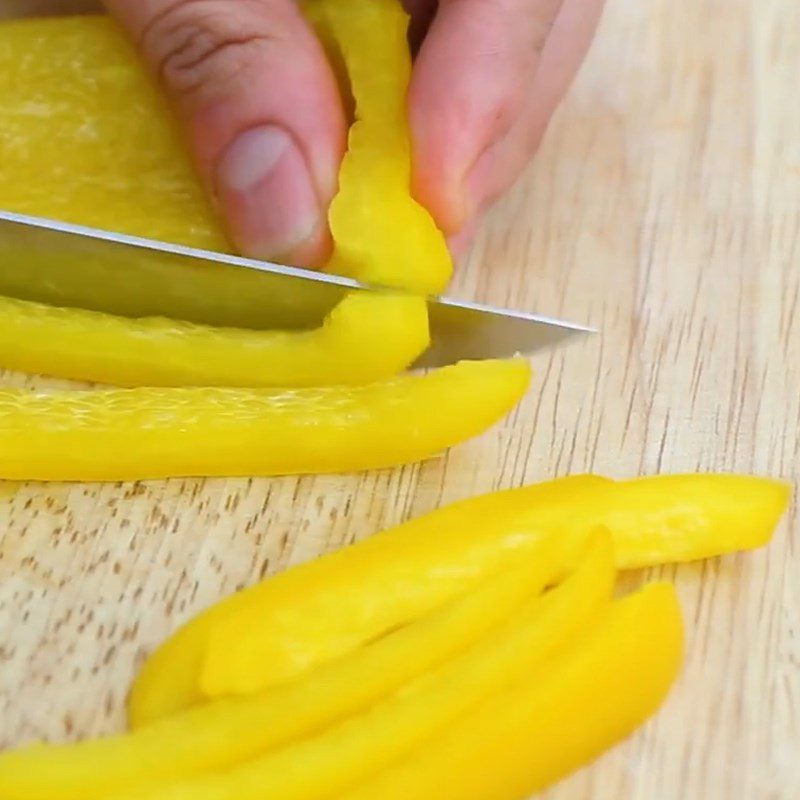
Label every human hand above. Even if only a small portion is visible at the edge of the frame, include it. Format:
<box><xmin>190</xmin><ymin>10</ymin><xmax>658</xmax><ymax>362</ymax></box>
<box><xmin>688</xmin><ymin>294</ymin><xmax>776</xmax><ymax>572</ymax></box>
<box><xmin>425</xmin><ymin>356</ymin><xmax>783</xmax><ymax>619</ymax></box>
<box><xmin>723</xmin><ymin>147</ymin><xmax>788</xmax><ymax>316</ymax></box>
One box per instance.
<box><xmin>102</xmin><ymin>0</ymin><xmax>604</xmax><ymax>265</ymax></box>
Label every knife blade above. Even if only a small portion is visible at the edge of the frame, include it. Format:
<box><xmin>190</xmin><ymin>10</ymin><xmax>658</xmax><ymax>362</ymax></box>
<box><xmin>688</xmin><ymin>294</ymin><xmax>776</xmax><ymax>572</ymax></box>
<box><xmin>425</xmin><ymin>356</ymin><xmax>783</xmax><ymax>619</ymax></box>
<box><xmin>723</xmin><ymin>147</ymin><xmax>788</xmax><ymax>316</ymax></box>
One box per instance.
<box><xmin>0</xmin><ymin>210</ymin><xmax>594</xmax><ymax>367</ymax></box>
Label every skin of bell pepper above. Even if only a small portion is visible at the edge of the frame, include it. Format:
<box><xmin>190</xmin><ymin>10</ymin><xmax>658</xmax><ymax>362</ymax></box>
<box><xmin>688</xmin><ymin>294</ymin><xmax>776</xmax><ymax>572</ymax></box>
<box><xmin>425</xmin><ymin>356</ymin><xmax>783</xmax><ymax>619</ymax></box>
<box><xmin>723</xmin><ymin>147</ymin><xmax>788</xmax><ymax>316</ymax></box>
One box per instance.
<box><xmin>0</xmin><ymin>358</ymin><xmax>530</xmax><ymax>482</ymax></box>
<box><xmin>303</xmin><ymin>0</ymin><xmax>454</xmax><ymax>294</ymax></box>
<box><xmin>0</xmin><ymin>533</ymin><xmax>578</xmax><ymax>800</ymax></box>
<box><xmin>111</xmin><ymin>533</ymin><xmax>614</xmax><ymax>800</ymax></box>
<box><xmin>128</xmin><ymin>474</ymin><xmax>607</xmax><ymax>727</ymax></box>
<box><xmin>0</xmin><ymin>292</ymin><xmax>429</xmax><ymax>388</ymax></box>
<box><xmin>0</xmin><ymin>14</ymin><xmax>435</xmax><ymax>383</ymax></box>
<box><xmin>340</xmin><ymin>582</ymin><xmax>684</xmax><ymax>800</ymax></box>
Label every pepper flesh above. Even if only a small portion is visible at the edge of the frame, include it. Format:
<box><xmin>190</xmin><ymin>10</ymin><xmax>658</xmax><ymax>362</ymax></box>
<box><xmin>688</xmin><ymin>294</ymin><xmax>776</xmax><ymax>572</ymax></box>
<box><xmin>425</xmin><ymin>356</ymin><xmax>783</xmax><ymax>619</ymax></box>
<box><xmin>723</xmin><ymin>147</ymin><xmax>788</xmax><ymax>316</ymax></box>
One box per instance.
<box><xmin>0</xmin><ymin>534</ymin><xmax>577</xmax><ymax>800</ymax></box>
<box><xmin>128</xmin><ymin>475</ymin><xmax>604</xmax><ymax>727</ymax></box>
<box><xmin>0</xmin><ymin>358</ymin><xmax>529</xmax><ymax>482</ymax></box>
<box><xmin>340</xmin><ymin>583</ymin><xmax>683</xmax><ymax>800</ymax></box>
<box><xmin>0</xmin><ymin>292</ymin><xmax>429</xmax><ymax>388</ymax></box>
<box><xmin>112</xmin><ymin>534</ymin><xmax>614</xmax><ymax>800</ymax></box>
<box><xmin>0</xmin><ymin>16</ymin><xmax>224</xmax><ymax>250</ymax></box>
<box><xmin>304</xmin><ymin>0</ymin><xmax>453</xmax><ymax>294</ymax></box>
<box><xmin>129</xmin><ymin>472</ymin><xmax>786</xmax><ymax>727</ymax></box>
<box><xmin>0</xmin><ymin>13</ymin><xmax>434</xmax><ymax>383</ymax></box>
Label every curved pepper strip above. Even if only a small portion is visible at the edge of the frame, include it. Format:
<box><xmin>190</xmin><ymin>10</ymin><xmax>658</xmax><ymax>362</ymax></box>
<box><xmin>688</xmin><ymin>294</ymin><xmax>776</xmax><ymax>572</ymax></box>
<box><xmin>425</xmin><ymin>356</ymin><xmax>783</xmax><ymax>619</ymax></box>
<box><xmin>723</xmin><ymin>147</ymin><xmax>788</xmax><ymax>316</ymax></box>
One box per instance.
<box><xmin>588</xmin><ymin>474</ymin><xmax>789</xmax><ymax>568</ymax></box>
<box><xmin>0</xmin><ymin>14</ymin><xmax>434</xmax><ymax>384</ymax></box>
<box><xmin>0</xmin><ymin>359</ymin><xmax>529</xmax><ymax>482</ymax></box>
<box><xmin>128</xmin><ymin>475</ymin><xmax>603</xmax><ymax>727</ymax></box>
<box><xmin>112</xmin><ymin>534</ymin><xmax>613</xmax><ymax>800</ymax></box>
<box><xmin>340</xmin><ymin>583</ymin><xmax>683</xmax><ymax>800</ymax></box>
<box><xmin>304</xmin><ymin>0</ymin><xmax>454</xmax><ymax>294</ymax></box>
<box><xmin>0</xmin><ymin>293</ymin><xmax>429</xmax><ymax>388</ymax></box>
<box><xmin>0</xmin><ymin>534</ymin><xmax>577</xmax><ymax>800</ymax></box>
<box><xmin>199</xmin><ymin>473</ymin><xmax>787</xmax><ymax>693</ymax></box>
<box><xmin>129</xmin><ymin>473</ymin><xmax>786</xmax><ymax>727</ymax></box>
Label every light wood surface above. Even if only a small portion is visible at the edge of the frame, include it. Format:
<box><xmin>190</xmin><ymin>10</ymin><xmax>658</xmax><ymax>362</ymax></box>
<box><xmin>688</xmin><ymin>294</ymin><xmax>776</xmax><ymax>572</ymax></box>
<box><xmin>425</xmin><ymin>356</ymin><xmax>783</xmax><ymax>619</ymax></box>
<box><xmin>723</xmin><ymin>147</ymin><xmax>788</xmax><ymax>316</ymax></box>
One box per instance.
<box><xmin>1</xmin><ymin>0</ymin><xmax>798</xmax><ymax>797</ymax></box>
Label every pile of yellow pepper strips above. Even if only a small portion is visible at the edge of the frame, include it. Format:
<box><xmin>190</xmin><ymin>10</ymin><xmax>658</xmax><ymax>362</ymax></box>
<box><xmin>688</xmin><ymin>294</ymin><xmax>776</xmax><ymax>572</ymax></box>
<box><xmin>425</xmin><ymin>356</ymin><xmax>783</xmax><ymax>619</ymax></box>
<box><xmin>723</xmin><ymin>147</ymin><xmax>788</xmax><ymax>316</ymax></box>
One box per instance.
<box><xmin>0</xmin><ymin>1</ymin><xmax>791</xmax><ymax>798</ymax></box>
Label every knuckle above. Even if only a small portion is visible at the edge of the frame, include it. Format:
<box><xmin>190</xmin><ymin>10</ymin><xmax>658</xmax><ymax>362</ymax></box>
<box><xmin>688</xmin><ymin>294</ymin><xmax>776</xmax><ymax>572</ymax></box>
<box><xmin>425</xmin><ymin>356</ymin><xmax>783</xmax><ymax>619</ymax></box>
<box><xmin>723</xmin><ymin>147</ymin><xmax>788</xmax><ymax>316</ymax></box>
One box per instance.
<box><xmin>140</xmin><ymin>0</ymin><xmax>288</xmax><ymax>98</ymax></box>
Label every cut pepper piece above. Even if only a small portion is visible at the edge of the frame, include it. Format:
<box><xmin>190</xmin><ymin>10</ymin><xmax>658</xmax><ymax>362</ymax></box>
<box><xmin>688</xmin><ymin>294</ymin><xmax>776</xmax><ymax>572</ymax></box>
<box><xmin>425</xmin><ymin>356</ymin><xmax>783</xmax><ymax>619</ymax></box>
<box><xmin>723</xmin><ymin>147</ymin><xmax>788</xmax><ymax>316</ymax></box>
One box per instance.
<box><xmin>0</xmin><ymin>534</ymin><xmax>576</xmax><ymax>800</ymax></box>
<box><xmin>304</xmin><ymin>0</ymin><xmax>454</xmax><ymax>293</ymax></box>
<box><xmin>0</xmin><ymin>292</ymin><xmax>429</xmax><ymax>387</ymax></box>
<box><xmin>0</xmin><ymin>358</ymin><xmax>529</xmax><ymax>482</ymax></box>
<box><xmin>200</xmin><ymin>474</ymin><xmax>786</xmax><ymax>693</ymax></box>
<box><xmin>586</xmin><ymin>474</ymin><xmax>790</xmax><ymax>568</ymax></box>
<box><xmin>0</xmin><ymin>14</ymin><xmax>434</xmax><ymax>382</ymax></box>
<box><xmin>130</xmin><ymin>472</ymin><xmax>786</xmax><ymax>727</ymax></box>
<box><xmin>341</xmin><ymin>583</ymin><xmax>683</xmax><ymax>800</ymax></box>
<box><xmin>128</xmin><ymin>474</ymin><xmax>604</xmax><ymax>727</ymax></box>
<box><xmin>113</xmin><ymin>533</ymin><xmax>614</xmax><ymax>800</ymax></box>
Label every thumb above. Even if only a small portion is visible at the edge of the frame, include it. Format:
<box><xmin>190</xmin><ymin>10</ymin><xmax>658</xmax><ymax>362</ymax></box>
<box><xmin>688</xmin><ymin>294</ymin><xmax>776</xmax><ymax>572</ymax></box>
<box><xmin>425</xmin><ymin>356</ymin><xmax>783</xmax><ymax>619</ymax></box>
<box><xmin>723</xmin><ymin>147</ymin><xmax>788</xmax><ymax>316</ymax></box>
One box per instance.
<box><xmin>104</xmin><ymin>0</ymin><xmax>347</xmax><ymax>266</ymax></box>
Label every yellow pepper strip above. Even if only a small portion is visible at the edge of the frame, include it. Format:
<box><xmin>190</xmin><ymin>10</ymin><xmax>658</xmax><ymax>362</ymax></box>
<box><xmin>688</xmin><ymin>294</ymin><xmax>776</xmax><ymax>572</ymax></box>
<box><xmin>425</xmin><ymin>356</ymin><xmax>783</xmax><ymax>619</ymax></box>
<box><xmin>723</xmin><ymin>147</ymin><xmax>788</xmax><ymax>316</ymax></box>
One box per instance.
<box><xmin>113</xmin><ymin>534</ymin><xmax>614</xmax><ymax>800</ymax></box>
<box><xmin>341</xmin><ymin>582</ymin><xmax>683</xmax><ymax>800</ymax></box>
<box><xmin>304</xmin><ymin>0</ymin><xmax>454</xmax><ymax>293</ymax></box>
<box><xmin>128</xmin><ymin>474</ymin><xmax>604</xmax><ymax>727</ymax></box>
<box><xmin>129</xmin><ymin>472</ymin><xmax>785</xmax><ymax>727</ymax></box>
<box><xmin>0</xmin><ymin>293</ymin><xmax>428</xmax><ymax>388</ymax></box>
<box><xmin>0</xmin><ymin>534</ymin><xmax>574</xmax><ymax>800</ymax></box>
<box><xmin>0</xmin><ymin>359</ymin><xmax>529</xmax><ymax>482</ymax></box>
<box><xmin>587</xmin><ymin>474</ymin><xmax>790</xmax><ymax>568</ymax></box>
<box><xmin>200</xmin><ymin>473</ymin><xmax>786</xmax><ymax>694</ymax></box>
<box><xmin>0</xmin><ymin>14</ymin><xmax>433</xmax><ymax>383</ymax></box>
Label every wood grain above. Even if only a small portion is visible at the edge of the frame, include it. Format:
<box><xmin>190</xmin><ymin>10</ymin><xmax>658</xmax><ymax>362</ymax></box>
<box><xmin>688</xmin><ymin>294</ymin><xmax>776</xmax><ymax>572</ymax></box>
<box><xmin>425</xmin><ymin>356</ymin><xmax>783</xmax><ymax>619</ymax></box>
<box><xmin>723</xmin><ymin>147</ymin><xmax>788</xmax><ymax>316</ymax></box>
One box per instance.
<box><xmin>0</xmin><ymin>0</ymin><xmax>798</xmax><ymax>797</ymax></box>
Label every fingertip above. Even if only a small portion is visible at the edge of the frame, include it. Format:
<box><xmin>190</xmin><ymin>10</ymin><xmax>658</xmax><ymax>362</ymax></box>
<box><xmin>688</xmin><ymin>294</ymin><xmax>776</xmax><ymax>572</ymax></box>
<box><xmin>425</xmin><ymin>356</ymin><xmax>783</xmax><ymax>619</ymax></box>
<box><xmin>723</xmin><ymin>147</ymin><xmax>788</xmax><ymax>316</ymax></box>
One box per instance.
<box><xmin>408</xmin><ymin>0</ymin><xmax>551</xmax><ymax>234</ymax></box>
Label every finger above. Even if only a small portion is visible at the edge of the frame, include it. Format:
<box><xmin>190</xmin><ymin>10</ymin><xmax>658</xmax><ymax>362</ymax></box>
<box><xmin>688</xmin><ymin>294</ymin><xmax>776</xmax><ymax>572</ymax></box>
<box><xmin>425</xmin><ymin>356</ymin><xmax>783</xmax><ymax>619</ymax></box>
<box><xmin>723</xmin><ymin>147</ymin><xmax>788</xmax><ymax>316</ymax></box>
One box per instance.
<box><xmin>408</xmin><ymin>0</ymin><xmax>566</xmax><ymax>234</ymax></box>
<box><xmin>465</xmin><ymin>0</ymin><xmax>606</xmax><ymax>216</ymax></box>
<box><xmin>103</xmin><ymin>0</ymin><xmax>347</xmax><ymax>266</ymax></box>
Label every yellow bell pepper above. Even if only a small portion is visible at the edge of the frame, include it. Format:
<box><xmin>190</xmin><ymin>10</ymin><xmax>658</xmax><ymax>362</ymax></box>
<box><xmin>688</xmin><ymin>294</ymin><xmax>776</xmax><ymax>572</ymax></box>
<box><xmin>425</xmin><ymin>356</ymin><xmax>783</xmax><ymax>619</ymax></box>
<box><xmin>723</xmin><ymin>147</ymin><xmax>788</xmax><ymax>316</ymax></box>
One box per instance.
<box><xmin>340</xmin><ymin>582</ymin><xmax>683</xmax><ymax>800</ymax></box>
<box><xmin>111</xmin><ymin>534</ymin><xmax>613</xmax><ymax>800</ymax></box>
<box><xmin>0</xmin><ymin>16</ymin><xmax>223</xmax><ymax>251</ymax></box>
<box><xmin>128</xmin><ymin>475</ymin><xmax>603</xmax><ymax>727</ymax></box>
<box><xmin>0</xmin><ymin>11</ymin><xmax>437</xmax><ymax>385</ymax></box>
<box><xmin>129</xmin><ymin>473</ymin><xmax>786</xmax><ymax>727</ymax></box>
<box><xmin>0</xmin><ymin>292</ymin><xmax>428</xmax><ymax>388</ymax></box>
<box><xmin>304</xmin><ymin>0</ymin><xmax>453</xmax><ymax>294</ymax></box>
<box><xmin>0</xmin><ymin>534</ymin><xmax>576</xmax><ymax>800</ymax></box>
<box><xmin>0</xmin><ymin>358</ymin><xmax>529</xmax><ymax>482</ymax></box>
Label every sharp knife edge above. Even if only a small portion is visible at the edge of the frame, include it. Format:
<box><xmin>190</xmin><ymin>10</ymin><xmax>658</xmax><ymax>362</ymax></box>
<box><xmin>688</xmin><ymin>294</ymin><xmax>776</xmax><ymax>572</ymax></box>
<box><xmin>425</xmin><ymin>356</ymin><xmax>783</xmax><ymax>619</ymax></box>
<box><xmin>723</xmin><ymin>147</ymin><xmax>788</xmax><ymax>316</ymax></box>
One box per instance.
<box><xmin>0</xmin><ymin>210</ymin><xmax>596</xmax><ymax>367</ymax></box>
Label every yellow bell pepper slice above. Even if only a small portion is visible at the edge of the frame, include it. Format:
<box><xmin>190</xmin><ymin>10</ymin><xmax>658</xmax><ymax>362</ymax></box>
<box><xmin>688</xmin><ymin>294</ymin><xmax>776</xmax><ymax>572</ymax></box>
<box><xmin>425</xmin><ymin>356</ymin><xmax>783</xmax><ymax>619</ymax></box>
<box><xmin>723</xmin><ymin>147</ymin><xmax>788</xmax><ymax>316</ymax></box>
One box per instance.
<box><xmin>129</xmin><ymin>472</ymin><xmax>786</xmax><ymax>727</ymax></box>
<box><xmin>0</xmin><ymin>292</ymin><xmax>428</xmax><ymax>388</ymax></box>
<box><xmin>304</xmin><ymin>0</ymin><xmax>453</xmax><ymax>293</ymax></box>
<box><xmin>112</xmin><ymin>534</ymin><xmax>613</xmax><ymax>800</ymax></box>
<box><xmin>586</xmin><ymin>474</ymin><xmax>790</xmax><ymax>568</ymax></box>
<box><xmin>0</xmin><ymin>358</ymin><xmax>529</xmax><ymax>482</ymax></box>
<box><xmin>0</xmin><ymin>534</ymin><xmax>575</xmax><ymax>800</ymax></box>
<box><xmin>128</xmin><ymin>474</ymin><xmax>603</xmax><ymax>727</ymax></box>
<box><xmin>341</xmin><ymin>582</ymin><xmax>683</xmax><ymax>800</ymax></box>
<box><xmin>0</xmin><ymin>13</ymin><xmax>435</xmax><ymax>384</ymax></box>
<box><xmin>197</xmin><ymin>473</ymin><xmax>787</xmax><ymax>692</ymax></box>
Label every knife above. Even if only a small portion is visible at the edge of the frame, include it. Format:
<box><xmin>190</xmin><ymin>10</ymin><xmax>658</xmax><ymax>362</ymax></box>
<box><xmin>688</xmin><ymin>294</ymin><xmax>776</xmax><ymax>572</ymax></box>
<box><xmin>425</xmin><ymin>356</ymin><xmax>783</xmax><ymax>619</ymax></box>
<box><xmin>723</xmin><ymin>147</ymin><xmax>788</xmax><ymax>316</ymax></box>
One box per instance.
<box><xmin>0</xmin><ymin>210</ymin><xmax>593</xmax><ymax>367</ymax></box>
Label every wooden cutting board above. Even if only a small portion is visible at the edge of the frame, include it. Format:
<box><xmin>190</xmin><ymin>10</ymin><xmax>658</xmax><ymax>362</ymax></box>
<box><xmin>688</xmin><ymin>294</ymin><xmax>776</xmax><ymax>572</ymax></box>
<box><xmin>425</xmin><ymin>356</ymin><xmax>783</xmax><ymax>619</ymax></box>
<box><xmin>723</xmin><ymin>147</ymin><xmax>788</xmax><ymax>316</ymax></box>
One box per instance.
<box><xmin>0</xmin><ymin>0</ymin><xmax>797</xmax><ymax>797</ymax></box>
